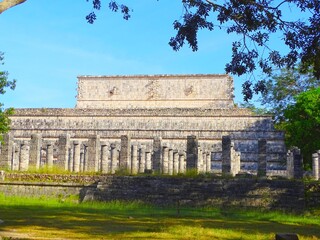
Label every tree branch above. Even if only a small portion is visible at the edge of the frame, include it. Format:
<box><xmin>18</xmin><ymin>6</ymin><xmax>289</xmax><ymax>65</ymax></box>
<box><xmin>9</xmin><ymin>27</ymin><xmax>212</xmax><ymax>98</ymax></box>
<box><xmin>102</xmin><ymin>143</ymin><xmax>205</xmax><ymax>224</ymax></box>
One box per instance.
<box><xmin>0</xmin><ymin>0</ymin><xmax>27</xmax><ymax>14</ymax></box>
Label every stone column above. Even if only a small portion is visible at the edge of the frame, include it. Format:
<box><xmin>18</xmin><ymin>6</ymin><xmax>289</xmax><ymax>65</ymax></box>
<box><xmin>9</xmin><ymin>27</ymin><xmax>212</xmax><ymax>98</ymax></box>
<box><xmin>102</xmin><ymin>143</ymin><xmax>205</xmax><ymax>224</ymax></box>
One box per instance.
<box><xmin>139</xmin><ymin>145</ymin><xmax>146</xmax><ymax>173</ymax></box>
<box><xmin>0</xmin><ymin>133</ymin><xmax>14</xmax><ymax>169</ymax></box>
<box><xmin>287</xmin><ymin>147</ymin><xmax>303</xmax><ymax>179</ymax></box>
<box><xmin>197</xmin><ymin>148</ymin><xmax>203</xmax><ymax>172</ymax></box>
<box><xmin>73</xmin><ymin>141</ymin><xmax>81</xmax><ymax>173</ymax></box>
<box><xmin>87</xmin><ymin>135</ymin><xmax>101</xmax><ymax>172</ymax></box>
<box><xmin>19</xmin><ymin>141</ymin><xmax>29</xmax><ymax>171</ymax></box>
<box><xmin>146</xmin><ymin>150</ymin><xmax>152</xmax><ymax>171</ymax></box>
<box><xmin>162</xmin><ymin>146</ymin><xmax>169</xmax><ymax>174</ymax></box>
<box><xmin>312</xmin><ymin>152</ymin><xmax>319</xmax><ymax>180</ymax></box>
<box><xmin>293</xmin><ymin>147</ymin><xmax>303</xmax><ymax>179</ymax></box>
<box><xmin>179</xmin><ymin>152</ymin><xmax>185</xmax><ymax>173</ymax></box>
<box><xmin>186</xmin><ymin>135</ymin><xmax>198</xmax><ymax>171</ymax></box>
<box><xmin>83</xmin><ymin>144</ymin><xmax>89</xmax><ymax>172</ymax></box>
<box><xmin>80</xmin><ymin>147</ymin><xmax>85</xmax><ymax>172</ymax></box>
<box><xmin>12</xmin><ymin>143</ymin><xmax>20</xmax><ymax>171</ymax></box>
<box><xmin>206</xmin><ymin>152</ymin><xmax>211</xmax><ymax>173</ymax></box>
<box><xmin>168</xmin><ymin>148</ymin><xmax>173</xmax><ymax>175</ymax></box>
<box><xmin>231</xmin><ymin>143</ymin><xmax>241</xmax><ymax>176</ymax></box>
<box><xmin>29</xmin><ymin>134</ymin><xmax>42</xmax><ymax>170</ymax></box>
<box><xmin>222</xmin><ymin>136</ymin><xmax>231</xmax><ymax>175</ymax></box>
<box><xmin>173</xmin><ymin>151</ymin><xmax>179</xmax><ymax>175</ymax></box>
<box><xmin>68</xmin><ymin>146</ymin><xmax>74</xmax><ymax>172</ymax></box>
<box><xmin>46</xmin><ymin>142</ymin><xmax>54</xmax><ymax>169</ymax></box>
<box><xmin>286</xmin><ymin>150</ymin><xmax>293</xmax><ymax>178</ymax></box>
<box><xmin>100</xmin><ymin>142</ymin><xmax>109</xmax><ymax>173</ymax></box>
<box><xmin>131</xmin><ymin>144</ymin><xmax>138</xmax><ymax>174</ymax></box>
<box><xmin>120</xmin><ymin>135</ymin><xmax>131</xmax><ymax>172</ymax></box>
<box><xmin>257</xmin><ymin>139</ymin><xmax>267</xmax><ymax>177</ymax></box>
<box><xmin>152</xmin><ymin>137</ymin><xmax>162</xmax><ymax>173</ymax></box>
<box><xmin>110</xmin><ymin>143</ymin><xmax>118</xmax><ymax>174</ymax></box>
<box><xmin>57</xmin><ymin>134</ymin><xmax>70</xmax><ymax>170</ymax></box>
<box><xmin>202</xmin><ymin>152</ymin><xmax>207</xmax><ymax>172</ymax></box>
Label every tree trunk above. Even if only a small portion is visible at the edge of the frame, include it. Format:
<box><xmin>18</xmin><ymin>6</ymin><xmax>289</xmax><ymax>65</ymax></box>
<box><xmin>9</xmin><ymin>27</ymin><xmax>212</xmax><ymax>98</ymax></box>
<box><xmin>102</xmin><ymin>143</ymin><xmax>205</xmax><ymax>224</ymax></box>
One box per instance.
<box><xmin>0</xmin><ymin>0</ymin><xmax>27</xmax><ymax>14</ymax></box>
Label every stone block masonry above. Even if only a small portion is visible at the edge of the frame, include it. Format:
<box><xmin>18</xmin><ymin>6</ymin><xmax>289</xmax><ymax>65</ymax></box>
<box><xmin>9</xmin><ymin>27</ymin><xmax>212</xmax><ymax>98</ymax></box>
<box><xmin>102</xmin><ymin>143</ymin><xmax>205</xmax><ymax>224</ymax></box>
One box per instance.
<box><xmin>6</xmin><ymin>74</ymin><xmax>287</xmax><ymax>170</ymax></box>
<box><xmin>84</xmin><ymin>176</ymin><xmax>306</xmax><ymax>212</ymax></box>
<box><xmin>0</xmin><ymin>133</ymin><xmax>13</xmax><ymax>169</ymax></box>
<box><xmin>76</xmin><ymin>74</ymin><xmax>234</xmax><ymax>109</ymax></box>
<box><xmin>29</xmin><ymin>134</ymin><xmax>42</xmax><ymax>169</ymax></box>
<box><xmin>0</xmin><ymin>175</ymin><xmax>317</xmax><ymax>211</ymax></box>
<box><xmin>1</xmin><ymin>133</ymin><xmax>314</xmax><ymax>179</ymax></box>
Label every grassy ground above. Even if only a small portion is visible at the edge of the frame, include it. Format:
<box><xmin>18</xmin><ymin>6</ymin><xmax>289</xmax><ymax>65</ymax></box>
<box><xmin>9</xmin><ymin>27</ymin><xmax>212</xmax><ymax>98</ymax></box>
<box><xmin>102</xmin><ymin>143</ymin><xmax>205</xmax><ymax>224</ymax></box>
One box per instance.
<box><xmin>0</xmin><ymin>195</ymin><xmax>319</xmax><ymax>240</ymax></box>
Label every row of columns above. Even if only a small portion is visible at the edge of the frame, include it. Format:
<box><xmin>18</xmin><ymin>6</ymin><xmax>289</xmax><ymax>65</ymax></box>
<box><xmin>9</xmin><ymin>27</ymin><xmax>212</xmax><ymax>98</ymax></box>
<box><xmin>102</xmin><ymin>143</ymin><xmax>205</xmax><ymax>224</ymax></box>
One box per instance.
<box><xmin>1</xmin><ymin>133</ymin><xmax>319</xmax><ymax>180</ymax></box>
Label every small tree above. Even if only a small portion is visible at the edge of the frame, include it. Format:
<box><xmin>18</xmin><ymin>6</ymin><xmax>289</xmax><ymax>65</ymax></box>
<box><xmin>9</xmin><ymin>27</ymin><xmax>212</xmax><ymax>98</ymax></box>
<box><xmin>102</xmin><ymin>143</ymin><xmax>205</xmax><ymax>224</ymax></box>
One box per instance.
<box><xmin>0</xmin><ymin>52</ymin><xmax>16</xmax><ymax>139</ymax></box>
<box><xmin>261</xmin><ymin>66</ymin><xmax>320</xmax><ymax>123</ymax></box>
<box><xmin>281</xmin><ymin>87</ymin><xmax>320</xmax><ymax>167</ymax></box>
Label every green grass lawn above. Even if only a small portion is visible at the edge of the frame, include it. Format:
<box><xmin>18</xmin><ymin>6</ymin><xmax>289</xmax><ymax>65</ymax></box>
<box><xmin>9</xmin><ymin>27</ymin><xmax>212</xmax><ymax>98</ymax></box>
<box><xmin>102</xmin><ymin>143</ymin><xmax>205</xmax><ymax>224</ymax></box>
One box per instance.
<box><xmin>0</xmin><ymin>194</ymin><xmax>319</xmax><ymax>239</ymax></box>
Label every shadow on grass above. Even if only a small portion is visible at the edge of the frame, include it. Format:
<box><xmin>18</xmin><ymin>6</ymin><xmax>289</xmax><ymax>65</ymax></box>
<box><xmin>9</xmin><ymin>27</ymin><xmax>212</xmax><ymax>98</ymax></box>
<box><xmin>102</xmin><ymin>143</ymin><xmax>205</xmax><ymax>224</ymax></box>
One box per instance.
<box><xmin>0</xmin><ymin>203</ymin><xmax>319</xmax><ymax>239</ymax></box>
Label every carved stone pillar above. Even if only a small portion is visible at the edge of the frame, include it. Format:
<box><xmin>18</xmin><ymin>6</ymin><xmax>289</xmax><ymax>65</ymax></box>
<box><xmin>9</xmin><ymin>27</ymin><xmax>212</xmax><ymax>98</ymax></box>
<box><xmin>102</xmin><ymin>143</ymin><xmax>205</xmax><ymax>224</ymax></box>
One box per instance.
<box><xmin>100</xmin><ymin>142</ymin><xmax>109</xmax><ymax>173</ymax></box>
<box><xmin>186</xmin><ymin>135</ymin><xmax>198</xmax><ymax>171</ymax></box>
<box><xmin>29</xmin><ymin>134</ymin><xmax>42</xmax><ymax>170</ymax></box>
<box><xmin>73</xmin><ymin>141</ymin><xmax>81</xmax><ymax>172</ymax></box>
<box><xmin>46</xmin><ymin>142</ymin><xmax>54</xmax><ymax>169</ymax></box>
<box><xmin>19</xmin><ymin>141</ymin><xmax>29</xmax><ymax>171</ymax></box>
<box><xmin>131</xmin><ymin>144</ymin><xmax>138</xmax><ymax>174</ymax></box>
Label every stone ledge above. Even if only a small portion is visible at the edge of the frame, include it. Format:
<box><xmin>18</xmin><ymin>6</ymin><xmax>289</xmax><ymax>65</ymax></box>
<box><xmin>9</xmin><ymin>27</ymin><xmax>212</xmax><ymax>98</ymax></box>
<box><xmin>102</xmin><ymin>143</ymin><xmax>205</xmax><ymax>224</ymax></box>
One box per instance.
<box><xmin>12</xmin><ymin>108</ymin><xmax>261</xmax><ymax>117</ymax></box>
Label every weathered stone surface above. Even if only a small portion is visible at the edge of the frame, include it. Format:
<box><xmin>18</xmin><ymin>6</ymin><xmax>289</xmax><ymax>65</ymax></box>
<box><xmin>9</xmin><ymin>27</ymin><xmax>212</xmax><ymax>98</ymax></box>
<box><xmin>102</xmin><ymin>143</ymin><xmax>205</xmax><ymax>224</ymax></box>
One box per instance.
<box><xmin>29</xmin><ymin>134</ymin><xmax>42</xmax><ymax>169</ymax></box>
<box><xmin>152</xmin><ymin>137</ymin><xmax>162</xmax><ymax>173</ymax></box>
<box><xmin>287</xmin><ymin>148</ymin><xmax>303</xmax><ymax>179</ymax></box>
<box><xmin>138</xmin><ymin>145</ymin><xmax>146</xmax><ymax>174</ymax></box>
<box><xmin>120</xmin><ymin>135</ymin><xmax>131</xmax><ymax>171</ymax></box>
<box><xmin>5</xmin><ymin>74</ymin><xmax>287</xmax><ymax>170</ymax></box>
<box><xmin>162</xmin><ymin>146</ymin><xmax>169</xmax><ymax>174</ymax></box>
<box><xmin>100</xmin><ymin>142</ymin><xmax>109</xmax><ymax>173</ymax></box>
<box><xmin>0</xmin><ymin>133</ymin><xmax>13</xmax><ymax>169</ymax></box>
<box><xmin>275</xmin><ymin>233</ymin><xmax>299</xmax><ymax>240</ymax></box>
<box><xmin>73</xmin><ymin>141</ymin><xmax>81</xmax><ymax>172</ymax></box>
<box><xmin>187</xmin><ymin>135</ymin><xmax>198</xmax><ymax>171</ymax></box>
<box><xmin>312</xmin><ymin>152</ymin><xmax>319</xmax><ymax>180</ymax></box>
<box><xmin>19</xmin><ymin>141</ymin><xmax>29</xmax><ymax>171</ymax></box>
<box><xmin>57</xmin><ymin>134</ymin><xmax>70</xmax><ymax>170</ymax></box>
<box><xmin>131</xmin><ymin>144</ymin><xmax>138</xmax><ymax>174</ymax></box>
<box><xmin>46</xmin><ymin>142</ymin><xmax>54</xmax><ymax>169</ymax></box>
<box><xmin>76</xmin><ymin>74</ymin><xmax>234</xmax><ymax>109</ymax></box>
<box><xmin>110</xmin><ymin>143</ymin><xmax>118</xmax><ymax>174</ymax></box>
<box><xmin>1</xmin><ymin>173</ymin><xmax>318</xmax><ymax>211</ymax></box>
<box><xmin>82</xmin><ymin>176</ymin><xmax>306</xmax><ymax>212</ymax></box>
<box><xmin>87</xmin><ymin>135</ymin><xmax>100</xmax><ymax>172</ymax></box>
<box><xmin>258</xmin><ymin>139</ymin><xmax>267</xmax><ymax>177</ymax></box>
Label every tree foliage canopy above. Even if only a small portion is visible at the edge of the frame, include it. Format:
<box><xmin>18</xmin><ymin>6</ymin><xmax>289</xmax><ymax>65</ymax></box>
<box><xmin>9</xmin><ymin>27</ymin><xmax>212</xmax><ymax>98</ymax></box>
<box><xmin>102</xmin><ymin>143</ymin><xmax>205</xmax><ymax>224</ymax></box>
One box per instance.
<box><xmin>280</xmin><ymin>87</ymin><xmax>320</xmax><ymax>166</ymax></box>
<box><xmin>261</xmin><ymin>66</ymin><xmax>320</xmax><ymax>123</ymax></box>
<box><xmin>1</xmin><ymin>0</ymin><xmax>319</xmax><ymax>100</ymax></box>
<box><xmin>84</xmin><ymin>0</ymin><xmax>320</xmax><ymax>100</ymax></box>
<box><xmin>0</xmin><ymin>52</ymin><xmax>16</xmax><ymax>137</ymax></box>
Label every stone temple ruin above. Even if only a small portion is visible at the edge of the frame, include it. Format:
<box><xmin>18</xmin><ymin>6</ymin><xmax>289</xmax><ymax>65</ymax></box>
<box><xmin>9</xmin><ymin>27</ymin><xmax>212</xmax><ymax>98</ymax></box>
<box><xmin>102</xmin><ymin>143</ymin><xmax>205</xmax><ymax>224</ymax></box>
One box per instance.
<box><xmin>0</xmin><ymin>74</ymin><xmax>318</xmax><ymax>178</ymax></box>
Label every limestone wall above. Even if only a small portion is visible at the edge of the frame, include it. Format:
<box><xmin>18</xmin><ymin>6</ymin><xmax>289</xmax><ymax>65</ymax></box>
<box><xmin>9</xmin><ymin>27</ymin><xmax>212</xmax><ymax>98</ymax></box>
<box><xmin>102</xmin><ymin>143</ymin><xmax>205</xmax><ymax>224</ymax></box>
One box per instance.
<box><xmin>8</xmin><ymin>108</ymin><xmax>286</xmax><ymax>167</ymax></box>
<box><xmin>0</xmin><ymin>174</ymin><xmax>314</xmax><ymax>211</ymax></box>
<box><xmin>85</xmin><ymin>176</ymin><xmax>306</xmax><ymax>211</ymax></box>
<box><xmin>76</xmin><ymin>74</ymin><xmax>234</xmax><ymax>109</ymax></box>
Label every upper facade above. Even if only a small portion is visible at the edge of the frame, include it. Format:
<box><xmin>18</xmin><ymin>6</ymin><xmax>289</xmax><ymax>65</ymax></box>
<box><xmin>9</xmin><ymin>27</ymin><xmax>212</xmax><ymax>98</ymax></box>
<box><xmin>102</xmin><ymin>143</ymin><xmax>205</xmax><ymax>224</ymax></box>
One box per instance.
<box><xmin>76</xmin><ymin>74</ymin><xmax>234</xmax><ymax>109</ymax></box>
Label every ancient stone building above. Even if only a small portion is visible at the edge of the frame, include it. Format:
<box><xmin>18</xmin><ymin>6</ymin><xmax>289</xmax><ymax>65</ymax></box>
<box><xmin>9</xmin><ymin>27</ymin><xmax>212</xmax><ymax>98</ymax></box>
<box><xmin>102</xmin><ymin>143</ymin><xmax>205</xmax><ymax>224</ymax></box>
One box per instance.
<box><xmin>3</xmin><ymin>74</ymin><xmax>286</xmax><ymax>173</ymax></box>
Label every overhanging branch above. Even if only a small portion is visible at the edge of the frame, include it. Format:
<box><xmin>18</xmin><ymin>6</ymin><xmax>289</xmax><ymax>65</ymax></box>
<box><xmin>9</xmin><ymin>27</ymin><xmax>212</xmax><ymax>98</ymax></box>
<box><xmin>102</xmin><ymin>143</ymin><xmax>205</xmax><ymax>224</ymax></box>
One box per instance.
<box><xmin>0</xmin><ymin>0</ymin><xmax>27</xmax><ymax>14</ymax></box>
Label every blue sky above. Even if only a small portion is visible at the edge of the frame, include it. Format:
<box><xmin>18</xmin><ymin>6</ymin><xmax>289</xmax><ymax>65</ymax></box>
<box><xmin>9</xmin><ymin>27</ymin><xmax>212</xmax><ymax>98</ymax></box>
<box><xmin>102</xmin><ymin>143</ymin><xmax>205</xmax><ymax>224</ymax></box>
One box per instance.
<box><xmin>0</xmin><ymin>0</ymin><xmax>296</xmax><ymax>108</ymax></box>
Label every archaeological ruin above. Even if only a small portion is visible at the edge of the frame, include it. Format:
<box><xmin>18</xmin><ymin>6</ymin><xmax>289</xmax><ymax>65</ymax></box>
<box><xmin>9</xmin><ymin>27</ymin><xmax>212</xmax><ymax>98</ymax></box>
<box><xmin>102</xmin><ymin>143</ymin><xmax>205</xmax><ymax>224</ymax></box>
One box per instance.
<box><xmin>0</xmin><ymin>74</ymin><xmax>319</xmax><ymax>179</ymax></box>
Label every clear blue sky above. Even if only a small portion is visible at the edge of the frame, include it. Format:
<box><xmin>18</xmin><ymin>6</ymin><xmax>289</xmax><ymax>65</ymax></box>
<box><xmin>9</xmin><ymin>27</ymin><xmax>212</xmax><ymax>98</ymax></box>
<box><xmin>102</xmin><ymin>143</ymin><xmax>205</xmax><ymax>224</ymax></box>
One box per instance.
<box><xmin>0</xmin><ymin>0</ymin><xmax>294</xmax><ymax>108</ymax></box>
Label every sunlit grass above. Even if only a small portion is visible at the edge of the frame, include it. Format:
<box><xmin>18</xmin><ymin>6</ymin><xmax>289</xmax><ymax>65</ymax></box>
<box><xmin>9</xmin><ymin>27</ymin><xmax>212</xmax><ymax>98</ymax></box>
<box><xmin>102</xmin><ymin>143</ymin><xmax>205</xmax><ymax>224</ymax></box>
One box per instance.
<box><xmin>0</xmin><ymin>194</ymin><xmax>319</xmax><ymax>239</ymax></box>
